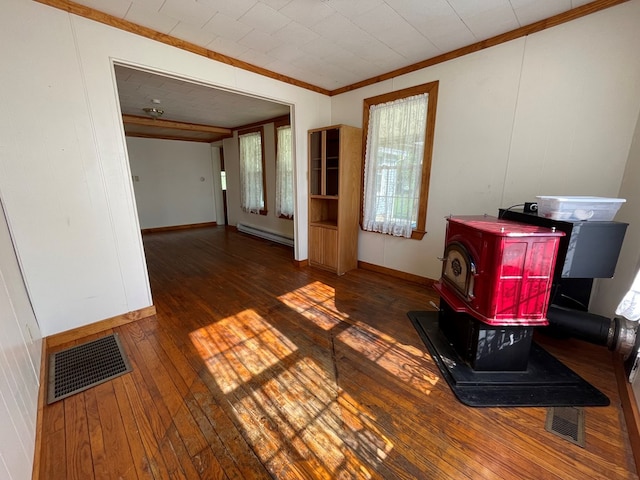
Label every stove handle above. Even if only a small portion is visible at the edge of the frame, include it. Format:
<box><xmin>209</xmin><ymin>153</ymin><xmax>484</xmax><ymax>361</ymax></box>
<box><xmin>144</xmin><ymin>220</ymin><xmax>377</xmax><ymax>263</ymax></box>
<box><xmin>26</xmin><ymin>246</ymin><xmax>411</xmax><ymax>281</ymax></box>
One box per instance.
<box><xmin>468</xmin><ymin>260</ymin><xmax>477</xmax><ymax>299</ymax></box>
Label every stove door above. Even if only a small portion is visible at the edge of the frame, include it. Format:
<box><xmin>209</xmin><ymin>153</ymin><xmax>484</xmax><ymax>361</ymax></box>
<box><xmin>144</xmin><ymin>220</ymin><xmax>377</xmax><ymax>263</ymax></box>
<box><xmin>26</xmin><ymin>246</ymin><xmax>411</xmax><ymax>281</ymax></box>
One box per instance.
<box><xmin>442</xmin><ymin>241</ymin><xmax>476</xmax><ymax>300</ymax></box>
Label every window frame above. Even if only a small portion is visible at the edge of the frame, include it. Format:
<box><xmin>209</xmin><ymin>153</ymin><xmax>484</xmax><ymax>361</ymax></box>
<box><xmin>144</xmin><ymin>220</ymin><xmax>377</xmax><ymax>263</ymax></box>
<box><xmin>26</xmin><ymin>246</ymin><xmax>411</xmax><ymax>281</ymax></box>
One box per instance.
<box><xmin>274</xmin><ymin>117</ymin><xmax>294</xmax><ymax>220</ymax></box>
<box><xmin>361</xmin><ymin>81</ymin><xmax>439</xmax><ymax>240</ymax></box>
<box><xmin>238</xmin><ymin>126</ymin><xmax>268</xmax><ymax>216</ymax></box>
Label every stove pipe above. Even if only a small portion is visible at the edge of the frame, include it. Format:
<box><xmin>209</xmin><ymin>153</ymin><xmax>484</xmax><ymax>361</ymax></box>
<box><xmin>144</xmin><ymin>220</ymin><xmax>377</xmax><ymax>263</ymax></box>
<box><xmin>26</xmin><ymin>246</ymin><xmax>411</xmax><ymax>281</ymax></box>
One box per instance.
<box><xmin>546</xmin><ymin>304</ymin><xmax>636</xmax><ymax>358</ymax></box>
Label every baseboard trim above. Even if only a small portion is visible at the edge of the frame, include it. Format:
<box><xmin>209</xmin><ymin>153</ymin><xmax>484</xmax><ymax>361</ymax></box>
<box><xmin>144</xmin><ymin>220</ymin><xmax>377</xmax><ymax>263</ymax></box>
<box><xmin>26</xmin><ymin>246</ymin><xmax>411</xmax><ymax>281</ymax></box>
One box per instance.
<box><xmin>31</xmin><ymin>340</ymin><xmax>47</xmax><ymax>480</ymax></box>
<box><xmin>294</xmin><ymin>259</ymin><xmax>308</xmax><ymax>268</ymax></box>
<box><xmin>141</xmin><ymin>222</ymin><xmax>216</xmax><ymax>234</ymax></box>
<box><xmin>46</xmin><ymin>305</ymin><xmax>157</xmax><ymax>349</ymax></box>
<box><xmin>358</xmin><ymin>261</ymin><xmax>436</xmax><ymax>287</ymax></box>
<box><xmin>614</xmin><ymin>355</ymin><xmax>640</xmax><ymax>474</ymax></box>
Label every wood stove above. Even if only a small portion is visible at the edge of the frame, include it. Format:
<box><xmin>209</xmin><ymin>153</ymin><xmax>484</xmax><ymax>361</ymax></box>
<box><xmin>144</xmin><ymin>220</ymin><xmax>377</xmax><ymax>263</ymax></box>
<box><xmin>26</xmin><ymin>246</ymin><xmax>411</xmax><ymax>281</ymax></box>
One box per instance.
<box><xmin>435</xmin><ymin>215</ymin><xmax>564</xmax><ymax>371</ymax></box>
<box><xmin>408</xmin><ymin>212</ymin><xmax>615</xmax><ymax>406</ymax></box>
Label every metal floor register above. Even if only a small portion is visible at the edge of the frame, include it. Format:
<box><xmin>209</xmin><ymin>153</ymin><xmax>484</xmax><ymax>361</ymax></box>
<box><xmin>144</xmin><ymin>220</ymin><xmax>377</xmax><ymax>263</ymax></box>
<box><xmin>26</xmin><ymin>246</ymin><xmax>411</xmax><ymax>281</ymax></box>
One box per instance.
<box><xmin>47</xmin><ymin>333</ymin><xmax>132</xmax><ymax>404</ymax></box>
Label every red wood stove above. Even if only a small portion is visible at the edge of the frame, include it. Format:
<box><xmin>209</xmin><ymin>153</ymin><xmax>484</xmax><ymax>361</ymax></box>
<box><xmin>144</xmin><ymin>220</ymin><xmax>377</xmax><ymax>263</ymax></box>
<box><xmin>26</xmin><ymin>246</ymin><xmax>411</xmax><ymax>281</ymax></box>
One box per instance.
<box><xmin>434</xmin><ymin>215</ymin><xmax>564</xmax><ymax>371</ymax></box>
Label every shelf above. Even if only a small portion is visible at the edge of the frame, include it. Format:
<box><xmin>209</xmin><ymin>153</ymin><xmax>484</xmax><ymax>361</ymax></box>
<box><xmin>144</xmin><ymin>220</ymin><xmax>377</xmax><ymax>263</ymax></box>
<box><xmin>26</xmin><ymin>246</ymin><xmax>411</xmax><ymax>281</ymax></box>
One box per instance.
<box><xmin>310</xmin><ymin>220</ymin><xmax>338</xmax><ymax>229</ymax></box>
<box><xmin>308</xmin><ymin>125</ymin><xmax>362</xmax><ymax>275</ymax></box>
<box><xmin>310</xmin><ymin>195</ymin><xmax>338</xmax><ymax>200</ymax></box>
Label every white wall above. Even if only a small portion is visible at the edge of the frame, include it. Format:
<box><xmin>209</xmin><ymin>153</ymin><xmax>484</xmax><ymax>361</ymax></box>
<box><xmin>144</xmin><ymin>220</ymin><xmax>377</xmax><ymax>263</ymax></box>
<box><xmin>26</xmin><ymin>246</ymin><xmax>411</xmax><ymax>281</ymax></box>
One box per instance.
<box><xmin>224</xmin><ymin>122</ymin><xmax>295</xmax><ymax>240</ymax></box>
<box><xmin>331</xmin><ymin>0</ymin><xmax>640</xmax><ymax>283</ymax></box>
<box><xmin>591</xmin><ymin>106</ymin><xmax>640</xmax><ymax>318</ymax></box>
<box><xmin>0</xmin><ymin>201</ymin><xmax>42</xmax><ymax>480</ymax></box>
<box><xmin>620</xmin><ymin>111</ymin><xmax>640</xmax><ymax>404</ymax></box>
<box><xmin>127</xmin><ymin>137</ymin><xmax>217</xmax><ymax>230</ymax></box>
<box><xmin>0</xmin><ymin>0</ymin><xmax>330</xmax><ymax>337</ymax></box>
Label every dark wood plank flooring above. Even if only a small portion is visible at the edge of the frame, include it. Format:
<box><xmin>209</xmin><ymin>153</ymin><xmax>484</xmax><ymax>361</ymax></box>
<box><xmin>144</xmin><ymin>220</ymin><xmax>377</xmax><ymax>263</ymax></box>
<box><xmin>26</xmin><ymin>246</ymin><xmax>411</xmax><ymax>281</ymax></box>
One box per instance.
<box><xmin>39</xmin><ymin>226</ymin><xmax>638</xmax><ymax>479</ymax></box>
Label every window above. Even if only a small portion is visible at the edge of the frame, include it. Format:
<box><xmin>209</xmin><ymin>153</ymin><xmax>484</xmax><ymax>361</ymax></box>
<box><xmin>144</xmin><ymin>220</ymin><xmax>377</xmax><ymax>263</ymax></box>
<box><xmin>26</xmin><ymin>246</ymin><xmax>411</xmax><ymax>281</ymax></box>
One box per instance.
<box><xmin>362</xmin><ymin>81</ymin><xmax>438</xmax><ymax>240</ymax></box>
<box><xmin>275</xmin><ymin>122</ymin><xmax>294</xmax><ymax>219</ymax></box>
<box><xmin>238</xmin><ymin>127</ymin><xmax>267</xmax><ymax>215</ymax></box>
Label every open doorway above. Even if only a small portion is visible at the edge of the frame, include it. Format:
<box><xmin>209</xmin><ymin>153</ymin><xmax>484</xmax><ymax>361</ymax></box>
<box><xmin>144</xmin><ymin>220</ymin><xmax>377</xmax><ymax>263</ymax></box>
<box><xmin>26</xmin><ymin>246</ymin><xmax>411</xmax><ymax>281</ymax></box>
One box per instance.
<box><xmin>113</xmin><ymin>64</ymin><xmax>295</xmax><ymax>247</ymax></box>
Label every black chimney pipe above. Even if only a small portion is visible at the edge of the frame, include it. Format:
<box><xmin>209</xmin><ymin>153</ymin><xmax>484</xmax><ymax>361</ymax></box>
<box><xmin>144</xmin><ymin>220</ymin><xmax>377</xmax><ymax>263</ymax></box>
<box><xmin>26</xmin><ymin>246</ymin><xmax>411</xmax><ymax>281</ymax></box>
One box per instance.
<box><xmin>546</xmin><ymin>304</ymin><xmax>615</xmax><ymax>347</ymax></box>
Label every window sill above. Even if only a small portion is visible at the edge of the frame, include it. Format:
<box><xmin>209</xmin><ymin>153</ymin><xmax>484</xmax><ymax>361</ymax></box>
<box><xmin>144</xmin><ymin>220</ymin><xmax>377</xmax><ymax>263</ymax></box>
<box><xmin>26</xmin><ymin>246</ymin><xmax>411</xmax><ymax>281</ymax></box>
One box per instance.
<box><xmin>243</xmin><ymin>209</ymin><xmax>268</xmax><ymax>216</ymax></box>
<box><xmin>361</xmin><ymin>228</ymin><xmax>426</xmax><ymax>240</ymax></box>
<box><xmin>411</xmin><ymin>230</ymin><xmax>426</xmax><ymax>240</ymax></box>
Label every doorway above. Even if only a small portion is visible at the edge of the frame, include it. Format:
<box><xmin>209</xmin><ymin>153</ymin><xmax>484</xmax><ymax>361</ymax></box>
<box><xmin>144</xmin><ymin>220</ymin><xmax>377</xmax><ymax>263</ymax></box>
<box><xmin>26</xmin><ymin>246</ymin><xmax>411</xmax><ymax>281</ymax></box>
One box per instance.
<box><xmin>113</xmin><ymin>64</ymin><xmax>294</xmax><ymax>243</ymax></box>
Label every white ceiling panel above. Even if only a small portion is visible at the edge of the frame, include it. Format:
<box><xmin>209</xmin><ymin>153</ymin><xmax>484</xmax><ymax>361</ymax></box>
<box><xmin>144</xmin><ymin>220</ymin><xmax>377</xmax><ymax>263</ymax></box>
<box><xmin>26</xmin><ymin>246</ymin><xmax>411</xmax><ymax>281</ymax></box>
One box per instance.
<box><xmin>351</xmin><ymin>3</ymin><xmax>409</xmax><ymax>35</ymax></box>
<box><xmin>327</xmin><ymin>0</ymin><xmax>385</xmax><ymax>20</ymax></box>
<box><xmin>272</xmin><ymin>21</ymin><xmax>320</xmax><ymax>45</ymax></box>
<box><xmin>68</xmin><ymin>0</ymin><xmax>616</xmax><ymax>91</ymax></box>
<box><xmin>240</xmin><ymin>48</ymin><xmax>277</xmax><ymax>67</ymax></box>
<box><xmin>312</xmin><ymin>13</ymin><xmax>376</xmax><ymax>54</ymax></box>
<box><xmin>238</xmin><ymin>30</ymin><xmax>282</xmax><ymax>54</ymax></box>
<box><xmin>206</xmin><ymin>37</ymin><xmax>251</xmax><ymax>58</ymax></box>
<box><xmin>268</xmin><ymin>44</ymin><xmax>306</xmax><ymax>63</ymax></box>
<box><xmin>124</xmin><ymin>3</ymin><xmax>179</xmax><ymax>34</ymax></box>
<box><xmin>202</xmin><ymin>13</ymin><xmax>253</xmax><ymax>42</ymax></box>
<box><xmin>375</xmin><ymin>26</ymin><xmax>439</xmax><ymax>61</ymax></box>
<box><xmin>421</xmin><ymin>19</ymin><xmax>478</xmax><ymax>52</ymax></box>
<box><xmin>509</xmin><ymin>0</ymin><xmax>572</xmax><ymax>26</ymax></box>
<box><xmin>239</xmin><ymin>2</ymin><xmax>291</xmax><ymax>34</ymax></box>
<box><xmin>196</xmin><ymin>0</ymin><xmax>258</xmax><ymax>20</ymax></box>
<box><xmin>572</xmin><ymin>0</ymin><xmax>594</xmax><ymax>6</ymax></box>
<box><xmin>159</xmin><ymin>0</ymin><xmax>217</xmax><ymax>28</ymax></box>
<box><xmin>261</xmin><ymin>0</ymin><xmax>294</xmax><ymax>9</ymax></box>
<box><xmin>167</xmin><ymin>22</ymin><xmax>219</xmax><ymax>47</ymax></box>
<box><xmin>75</xmin><ymin>0</ymin><xmax>131</xmax><ymax>17</ymax></box>
<box><xmin>279</xmin><ymin>0</ymin><xmax>335</xmax><ymax>28</ymax></box>
<box><xmin>131</xmin><ymin>0</ymin><xmax>162</xmax><ymax>9</ymax></box>
<box><xmin>459</xmin><ymin>7</ymin><xmax>521</xmax><ymax>40</ymax></box>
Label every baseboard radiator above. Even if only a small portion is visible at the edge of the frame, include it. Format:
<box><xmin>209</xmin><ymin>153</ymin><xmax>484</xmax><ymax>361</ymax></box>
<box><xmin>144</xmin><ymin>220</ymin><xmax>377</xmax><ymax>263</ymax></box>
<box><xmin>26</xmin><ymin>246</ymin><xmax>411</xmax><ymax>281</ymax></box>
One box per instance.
<box><xmin>236</xmin><ymin>223</ymin><xmax>294</xmax><ymax>247</ymax></box>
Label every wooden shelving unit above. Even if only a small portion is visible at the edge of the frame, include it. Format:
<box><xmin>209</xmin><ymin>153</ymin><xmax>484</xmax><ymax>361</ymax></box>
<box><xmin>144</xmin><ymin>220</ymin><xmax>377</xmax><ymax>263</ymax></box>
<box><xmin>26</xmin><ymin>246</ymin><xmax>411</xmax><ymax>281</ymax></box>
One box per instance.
<box><xmin>307</xmin><ymin>125</ymin><xmax>362</xmax><ymax>275</ymax></box>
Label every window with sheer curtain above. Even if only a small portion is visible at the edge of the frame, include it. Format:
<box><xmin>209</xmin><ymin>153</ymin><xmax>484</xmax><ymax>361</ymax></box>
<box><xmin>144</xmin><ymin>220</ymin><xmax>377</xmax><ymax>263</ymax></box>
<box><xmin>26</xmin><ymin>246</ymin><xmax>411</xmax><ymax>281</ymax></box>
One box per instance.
<box><xmin>276</xmin><ymin>124</ymin><xmax>294</xmax><ymax>219</ymax></box>
<box><xmin>238</xmin><ymin>128</ymin><xmax>266</xmax><ymax>215</ymax></box>
<box><xmin>362</xmin><ymin>82</ymin><xmax>439</xmax><ymax>240</ymax></box>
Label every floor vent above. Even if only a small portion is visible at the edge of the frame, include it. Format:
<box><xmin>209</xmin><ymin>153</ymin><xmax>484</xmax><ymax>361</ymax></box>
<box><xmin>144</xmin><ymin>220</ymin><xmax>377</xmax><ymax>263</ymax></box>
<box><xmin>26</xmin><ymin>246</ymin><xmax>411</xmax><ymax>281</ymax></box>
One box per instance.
<box><xmin>545</xmin><ymin>406</ymin><xmax>585</xmax><ymax>447</ymax></box>
<box><xmin>47</xmin><ymin>333</ymin><xmax>132</xmax><ymax>404</ymax></box>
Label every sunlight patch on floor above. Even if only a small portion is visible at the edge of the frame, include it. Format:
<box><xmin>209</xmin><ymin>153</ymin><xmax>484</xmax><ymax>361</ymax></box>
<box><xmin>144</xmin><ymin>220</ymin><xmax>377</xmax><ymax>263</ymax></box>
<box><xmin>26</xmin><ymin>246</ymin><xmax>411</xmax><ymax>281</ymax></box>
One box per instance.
<box><xmin>231</xmin><ymin>356</ymin><xmax>393</xmax><ymax>479</ymax></box>
<box><xmin>189</xmin><ymin>306</ymin><xmax>394</xmax><ymax>479</ymax></box>
<box><xmin>189</xmin><ymin>309</ymin><xmax>298</xmax><ymax>394</ymax></box>
<box><xmin>278</xmin><ymin>281</ymin><xmax>348</xmax><ymax>330</ymax></box>
<box><xmin>279</xmin><ymin>281</ymin><xmax>439</xmax><ymax>394</ymax></box>
<box><xmin>336</xmin><ymin>322</ymin><xmax>439</xmax><ymax>394</ymax></box>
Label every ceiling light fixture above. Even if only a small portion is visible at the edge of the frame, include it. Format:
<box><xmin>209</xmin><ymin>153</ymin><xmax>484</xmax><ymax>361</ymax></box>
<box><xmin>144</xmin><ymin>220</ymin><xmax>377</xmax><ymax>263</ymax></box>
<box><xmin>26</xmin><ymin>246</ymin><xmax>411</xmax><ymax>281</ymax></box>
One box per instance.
<box><xmin>142</xmin><ymin>107</ymin><xmax>164</xmax><ymax>119</ymax></box>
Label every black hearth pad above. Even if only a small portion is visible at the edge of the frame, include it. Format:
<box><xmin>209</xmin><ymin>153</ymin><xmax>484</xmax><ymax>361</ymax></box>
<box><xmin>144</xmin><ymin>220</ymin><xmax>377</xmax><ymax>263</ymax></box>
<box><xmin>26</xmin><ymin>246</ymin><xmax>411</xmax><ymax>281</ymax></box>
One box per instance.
<box><xmin>408</xmin><ymin>311</ymin><xmax>609</xmax><ymax>408</ymax></box>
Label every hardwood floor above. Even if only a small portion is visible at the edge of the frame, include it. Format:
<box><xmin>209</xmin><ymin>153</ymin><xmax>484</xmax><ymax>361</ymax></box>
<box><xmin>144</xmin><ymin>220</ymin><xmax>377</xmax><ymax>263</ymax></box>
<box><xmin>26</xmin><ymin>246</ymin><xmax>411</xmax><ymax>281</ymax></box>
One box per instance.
<box><xmin>39</xmin><ymin>226</ymin><xmax>638</xmax><ymax>479</ymax></box>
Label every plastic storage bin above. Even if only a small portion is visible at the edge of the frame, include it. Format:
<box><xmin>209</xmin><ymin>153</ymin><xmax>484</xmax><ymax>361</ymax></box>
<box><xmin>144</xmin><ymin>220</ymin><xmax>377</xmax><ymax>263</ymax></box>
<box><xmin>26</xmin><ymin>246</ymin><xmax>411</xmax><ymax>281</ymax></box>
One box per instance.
<box><xmin>536</xmin><ymin>196</ymin><xmax>625</xmax><ymax>221</ymax></box>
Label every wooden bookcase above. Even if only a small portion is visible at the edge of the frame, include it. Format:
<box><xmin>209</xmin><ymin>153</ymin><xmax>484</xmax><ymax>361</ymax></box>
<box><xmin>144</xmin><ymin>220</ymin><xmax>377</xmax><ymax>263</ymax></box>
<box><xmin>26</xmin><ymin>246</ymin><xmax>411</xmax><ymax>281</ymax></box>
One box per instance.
<box><xmin>308</xmin><ymin>125</ymin><xmax>362</xmax><ymax>275</ymax></box>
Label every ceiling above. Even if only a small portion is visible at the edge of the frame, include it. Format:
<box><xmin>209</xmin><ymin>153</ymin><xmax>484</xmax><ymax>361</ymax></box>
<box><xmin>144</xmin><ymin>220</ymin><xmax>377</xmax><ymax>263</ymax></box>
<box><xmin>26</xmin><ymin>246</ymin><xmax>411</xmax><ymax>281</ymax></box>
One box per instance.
<box><xmin>115</xmin><ymin>65</ymin><xmax>290</xmax><ymax>142</ymax></box>
<box><xmin>76</xmin><ymin>0</ymin><xmax>597</xmax><ymax>92</ymax></box>
<box><xmin>95</xmin><ymin>0</ymin><xmax>611</xmax><ymax>140</ymax></box>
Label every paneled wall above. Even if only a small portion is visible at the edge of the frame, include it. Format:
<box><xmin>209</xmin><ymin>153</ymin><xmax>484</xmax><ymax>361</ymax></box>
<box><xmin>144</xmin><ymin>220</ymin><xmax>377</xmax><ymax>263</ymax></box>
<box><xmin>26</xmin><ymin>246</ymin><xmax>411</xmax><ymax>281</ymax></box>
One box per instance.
<box><xmin>0</xmin><ymin>203</ymin><xmax>42</xmax><ymax>479</ymax></box>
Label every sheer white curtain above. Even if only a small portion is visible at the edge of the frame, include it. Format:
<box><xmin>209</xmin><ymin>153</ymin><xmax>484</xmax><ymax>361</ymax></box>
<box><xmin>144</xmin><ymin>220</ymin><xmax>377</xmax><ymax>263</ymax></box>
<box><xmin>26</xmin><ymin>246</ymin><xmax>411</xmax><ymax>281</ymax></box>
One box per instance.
<box><xmin>276</xmin><ymin>125</ymin><xmax>294</xmax><ymax>218</ymax></box>
<box><xmin>239</xmin><ymin>131</ymin><xmax>264</xmax><ymax>214</ymax></box>
<box><xmin>616</xmin><ymin>268</ymin><xmax>640</xmax><ymax>321</ymax></box>
<box><xmin>362</xmin><ymin>93</ymin><xmax>428</xmax><ymax>238</ymax></box>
